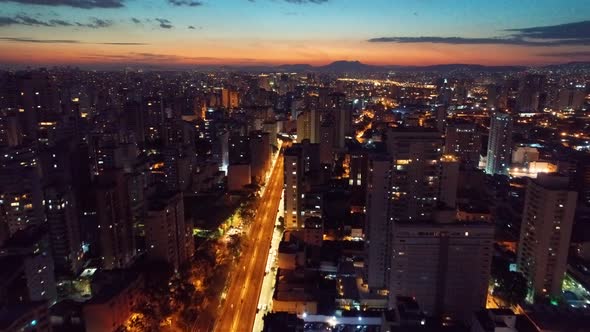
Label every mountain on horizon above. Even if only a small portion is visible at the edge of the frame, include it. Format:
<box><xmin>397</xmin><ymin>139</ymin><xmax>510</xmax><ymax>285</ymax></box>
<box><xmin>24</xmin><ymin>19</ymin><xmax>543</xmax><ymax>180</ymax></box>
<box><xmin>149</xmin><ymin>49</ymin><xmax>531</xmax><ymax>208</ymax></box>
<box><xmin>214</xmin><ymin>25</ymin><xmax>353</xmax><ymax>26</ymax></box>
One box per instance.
<box><xmin>208</xmin><ymin>60</ymin><xmax>589</xmax><ymax>73</ymax></box>
<box><xmin>318</xmin><ymin>60</ymin><xmax>380</xmax><ymax>72</ymax></box>
<box><xmin>272</xmin><ymin>60</ymin><xmax>590</xmax><ymax>73</ymax></box>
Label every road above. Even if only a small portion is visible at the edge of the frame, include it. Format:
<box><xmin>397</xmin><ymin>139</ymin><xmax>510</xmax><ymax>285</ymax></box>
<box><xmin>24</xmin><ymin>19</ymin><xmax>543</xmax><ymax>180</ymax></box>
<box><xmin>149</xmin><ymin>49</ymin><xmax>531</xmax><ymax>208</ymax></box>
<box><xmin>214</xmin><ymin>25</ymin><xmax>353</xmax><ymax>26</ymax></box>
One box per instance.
<box><xmin>214</xmin><ymin>150</ymin><xmax>284</xmax><ymax>332</ymax></box>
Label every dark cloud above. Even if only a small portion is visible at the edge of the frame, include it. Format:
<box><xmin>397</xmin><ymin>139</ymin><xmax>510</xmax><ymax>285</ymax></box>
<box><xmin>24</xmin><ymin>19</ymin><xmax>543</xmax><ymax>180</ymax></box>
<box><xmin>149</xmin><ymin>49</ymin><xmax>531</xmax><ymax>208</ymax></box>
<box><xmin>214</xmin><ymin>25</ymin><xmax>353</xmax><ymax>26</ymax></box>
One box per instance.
<box><xmin>15</xmin><ymin>14</ymin><xmax>52</xmax><ymax>26</ymax></box>
<box><xmin>49</xmin><ymin>19</ymin><xmax>74</xmax><ymax>26</ymax></box>
<box><xmin>131</xmin><ymin>17</ymin><xmax>141</xmax><ymax>24</ymax></box>
<box><xmin>369</xmin><ymin>21</ymin><xmax>590</xmax><ymax>47</ymax></box>
<box><xmin>81</xmin><ymin>52</ymin><xmax>184</xmax><ymax>62</ymax></box>
<box><xmin>155</xmin><ymin>18</ymin><xmax>173</xmax><ymax>29</ymax></box>
<box><xmin>81</xmin><ymin>52</ymin><xmax>262</xmax><ymax>64</ymax></box>
<box><xmin>80</xmin><ymin>18</ymin><xmax>112</xmax><ymax>28</ymax></box>
<box><xmin>133</xmin><ymin>52</ymin><xmax>174</xmax><ymax>59</ymax></box>
<box><xmin>0</xmin><ymin>17</ymin><xmax>20</xmax><ymax>27</ymax></box>
<box><xmin>0</xmin><ymin>36</ymin><xmax>148</xmax><ymax>45</ymax></box>
<box><xmin>0</xmin><ymin>14</ymin><xmax>112</xmax><ymax>28</ymax></box>
<box><xmin>367</xmin><ymin>36</ymin><xmax>590</xmax><ymax>46</ymax></box>
<box><xmin>100</xmin><ymin>42</ymin><xmax>149</xmax><ymax>45</ymax></box>
<box><xmin>506</xmin><ymin>20</ymin><xmax>590</xmax><ymax>40</ymax></box>
<box><xmin>537</xmin><ymin>51</ymin><xmax>590</xmax><ymax>57</ymax></box>
<box><xmin>0</xmin><ymin>36</ymin><xmax>81</xmax><ymax>43</ymax></box>
<box><xmin>168</xmin><ymin>0</ymin><xmax>203</xmax><ymax>6</ymax></box>
<box><xmin>0</xmin><ymin>0</ymin><xmax>125</xmax><ymax>9</ymax></box>
<box><xmin>188</xmin><ymin>25</ymin><xmax>195</xmax><ymax>29</ymax></box>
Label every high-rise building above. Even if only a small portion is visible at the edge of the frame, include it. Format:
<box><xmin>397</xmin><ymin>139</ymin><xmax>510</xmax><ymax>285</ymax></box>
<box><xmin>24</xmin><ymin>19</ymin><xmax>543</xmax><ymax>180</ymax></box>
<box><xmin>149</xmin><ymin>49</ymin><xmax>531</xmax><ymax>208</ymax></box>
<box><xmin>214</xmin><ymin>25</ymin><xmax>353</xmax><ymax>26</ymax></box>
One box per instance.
<box><xmin>258</xmin><ymin>75</ymin><xmax>271</xmax><ymax>91</ymax></box>
<box><xmin>435</xmin><ymin>106</ymin><xmax>447</xmax><ymax>132</ymax></box>
<box><xmin>0</xmin><ymin>111</ymin><xmax>23</xmax><ymax>147</ymax></box>
<box><xmin>221</xmin><ymin>88</ymin><xmax>230</xmax><ymax>109</ymax></box>
<box><xmin>318</xmin><ymin>92</ymin><xmax>350</xmax><ymax>149</ymax></box>
<box><xmin>517</xmin><ymin>174</ymin><xmax>577</xmax><ymax>299</ymax></box>
<box><xmin>444</xmin><ymin>121</ymin><xmax>481</xmax><ymax>168</ymax></box>
<box><xmin>123</xmin><ymin>100</ymin><xmax>145</xmax><ymax>146</ymax></box>
<box><xmin>486</xmin><ymin>84</ymin><xmax>506</xmax><ymax>110</ymax></box>
<box><xmin>94</xmin><ymin>170</ymin><xmax>135</xmax><ymax>270</ymax></box>
<box><xmin>334</xmin><ymin>108</ymin><xmax>351</xmax><ymax>149</ymax></box>
<box><xmin>389</xmin><ymin>220</ymin><xmax>494</xmax><ymax>322</ymax></box>
<box><xmin>161</xmin><ymin>117</ymin><xmax>190</xmax><ymax>147</ymax></box>
<box><xmin>485</xmin><ymin>113</ymin><xmax>512</xmax><ymax>175</ymax></box>
<box><xmin>249</xmin><ymin>131</ymin><xmax>271</xmax><ymax>184</ymax></box>
<box><xmin>229</xmin><ymin>90</ymin><xmax>239</xmax><ymax>109</ymax></box>
<box><xmin>319</xmin><ymin>122</ymin><xmax>334</xmax><ymax>165</ymax></box>
<box><xmin>192</xmin><ymin>96</ymin><xmax>207</xmax><ymax>121</ymax></box>
<box><xmin>439</xmin><ymin>155</ymin><xmax>459</xmax><ymax>209</ymax></box>
<box><xmin>296</xmin><ymin>111</ymin><xmax>311</xmax><ymax>143</ymax></box>
<box><xmin>162</xmin><ymin>145</ymin><xmax>193</xmax><ymax>192</ymax></box>
<box><xmin>228</xmin><ymin>135</ymin><xmax>250</xmax><ymax>165</ymax></box>
<box><xmin>0</xmin><ymin>148</ymin><xmax>45</xmax><ymax>236</ymax></box>
<box><xmin>517</xmin><ymin>74</ymin><xmax>544</xmax><ymax>113</ymax></box>
<box><xmin>145</xmin><ymin>192</ymin><xmax>192</xmax><ymax>271</ymax></box>
<box><xmin>385</xmin><ymin>128</ymin><xmax>444</xmax><ymax>221</ymax></box>
<box><xmin>557</xmin><ymin>86</ymin><xmax>585</xmax><ymax>110</ymax></box>
<box><xmin>0</xmin><ymin>226</ymin><xmax>58</xmax><ymax>304</ymax></box>
<box><xmin>15</xmin><ymin>72</ymin><xmax>60</xmax><ymax>141</ymax></box>
<box><xmin>44</xmin><ymin>185</ymin><xmax>83</xmax><ymax>276</ymax></box>
<box><xmin>365</xmin><ymin>129</ymin><xmax>459</xmax><ymax>294</ymax></box>
<box><xmin>365</xmin><ymin>155</ymin><xmax>392</xmax><ymax>291</ymax></box>
<box><xmin>0</xmin><ymin>220</ymin><xmax>8</xmax><ymax>247</ymax></box>
<box><xmin>88</xmin><ymin>133</ymin><xmax>138</xmax><ymax>176</ymax></box>
<box><xmin>349</xmin><ymin>149</ymin><xmax>368</xmax><ymax>197</ymax></box>
<box><xmin>318</xmin><ymin>87</ymin><xmax>331</xmax><ymax>109</ymax></box>
<box><xmin>301</xmin><ymin>191</ymin><xmax>322</xmax><ymax>221</ymax></box>
<box><xmin>572</xmin><ymin>153</ymin><xmax>590</xmax><ymax>208</ymax></box>
<box><xmin>221</xmin><ymin>88</ymin><xmax>239</xmax><ymax>109</ymax></box>
<box><xmin>283</xmin><ymin>141</ymin><xmax>320</xmax><ymax>229</ymax></box>
<box><xmin>284</xmin><ymin>147</ymin><xmax>304</xmax><ymax>230</ymax></box>
<box><xmin>310</xmin><ymin>109</ymin><xmax>320</xmax><ymax>144</ymax></box>
<box><xmin>227</xmin><ymin>163</ymin><xmax>251</xmax><ymax>191</ymax></box>
<box><xmin>263</xmin><ymin>120</ymin><xmax>278</xmax><ymax>149</ymax></box>
<box><xmin>127</xmin><ymin>162</ymin><xmax>148</xmax><ymax>251</ymax></box>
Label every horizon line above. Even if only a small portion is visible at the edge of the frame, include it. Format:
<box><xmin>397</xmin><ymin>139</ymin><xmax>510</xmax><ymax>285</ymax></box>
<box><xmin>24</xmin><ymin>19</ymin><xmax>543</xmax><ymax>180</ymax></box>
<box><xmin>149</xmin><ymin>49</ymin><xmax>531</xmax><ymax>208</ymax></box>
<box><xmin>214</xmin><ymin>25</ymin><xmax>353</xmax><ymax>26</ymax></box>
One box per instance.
<box><xmin>1</xmin><ymin>59</ymin><xmax>588</xmax><ymax>71</ymax></box>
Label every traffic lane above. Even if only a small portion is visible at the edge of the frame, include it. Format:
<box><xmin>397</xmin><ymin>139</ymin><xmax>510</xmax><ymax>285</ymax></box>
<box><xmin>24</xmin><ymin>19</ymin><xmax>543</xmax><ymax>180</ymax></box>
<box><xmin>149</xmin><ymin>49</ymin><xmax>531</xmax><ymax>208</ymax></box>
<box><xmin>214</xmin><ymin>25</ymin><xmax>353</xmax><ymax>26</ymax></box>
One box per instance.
<box><xmin>215</xmin><ymin>155</ymin><xmax>283</xmax><ymax>331</ymax></box>
<box><xmin>229</xmin><ymin>159</ymin><xmax>283</xmax><ymax>330</ymax></box>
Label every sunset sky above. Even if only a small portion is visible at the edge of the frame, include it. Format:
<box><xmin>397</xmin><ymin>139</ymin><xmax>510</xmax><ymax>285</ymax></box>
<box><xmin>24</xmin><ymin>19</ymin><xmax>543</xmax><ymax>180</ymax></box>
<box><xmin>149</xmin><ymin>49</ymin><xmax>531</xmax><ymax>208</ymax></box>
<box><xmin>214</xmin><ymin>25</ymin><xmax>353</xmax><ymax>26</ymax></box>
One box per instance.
<box><xmin>0</xmin><ymin>0</ymin><xmax>589</xmax><ymax>68</ymax></box>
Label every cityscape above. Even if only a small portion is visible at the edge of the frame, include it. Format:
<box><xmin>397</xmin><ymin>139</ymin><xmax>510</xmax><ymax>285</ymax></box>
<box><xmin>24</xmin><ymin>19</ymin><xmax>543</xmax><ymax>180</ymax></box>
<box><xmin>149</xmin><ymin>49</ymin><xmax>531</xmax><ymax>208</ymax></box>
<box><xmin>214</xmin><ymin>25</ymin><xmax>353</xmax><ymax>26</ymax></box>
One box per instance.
<box><xmin>0</xmin><ymin>1</ymin><xmax>590</xmax><ymax>332</ymax></box>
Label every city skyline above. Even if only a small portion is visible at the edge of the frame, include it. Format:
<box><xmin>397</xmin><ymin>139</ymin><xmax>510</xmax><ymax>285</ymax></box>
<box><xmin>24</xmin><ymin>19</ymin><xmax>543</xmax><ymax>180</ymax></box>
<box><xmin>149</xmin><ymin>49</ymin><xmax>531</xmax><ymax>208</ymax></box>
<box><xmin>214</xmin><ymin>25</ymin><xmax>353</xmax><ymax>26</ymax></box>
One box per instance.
<box><xmin>1</xmin><ymin>2</ymin><xmax>590</xmax><ymax>332</ymax></box>
<box><xmin>0</xmin><ymin>0</ymin><xmax>589</xmax><ymax>68</ymax></box>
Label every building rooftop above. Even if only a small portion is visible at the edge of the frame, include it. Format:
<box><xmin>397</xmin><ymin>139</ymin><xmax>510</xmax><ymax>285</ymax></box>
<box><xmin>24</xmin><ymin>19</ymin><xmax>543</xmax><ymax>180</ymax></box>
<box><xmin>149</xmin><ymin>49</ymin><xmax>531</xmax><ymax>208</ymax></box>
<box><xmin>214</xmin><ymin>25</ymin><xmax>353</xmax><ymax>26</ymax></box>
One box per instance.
<box><xmin>85</xmin><ymin>269</ymin><xmax>141</xmax><ymax>305</ymax></box>
<box><xmin>533</xmin><ymin>173</ymin><xmax>571</xmax><ymax>190</ymax></box>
